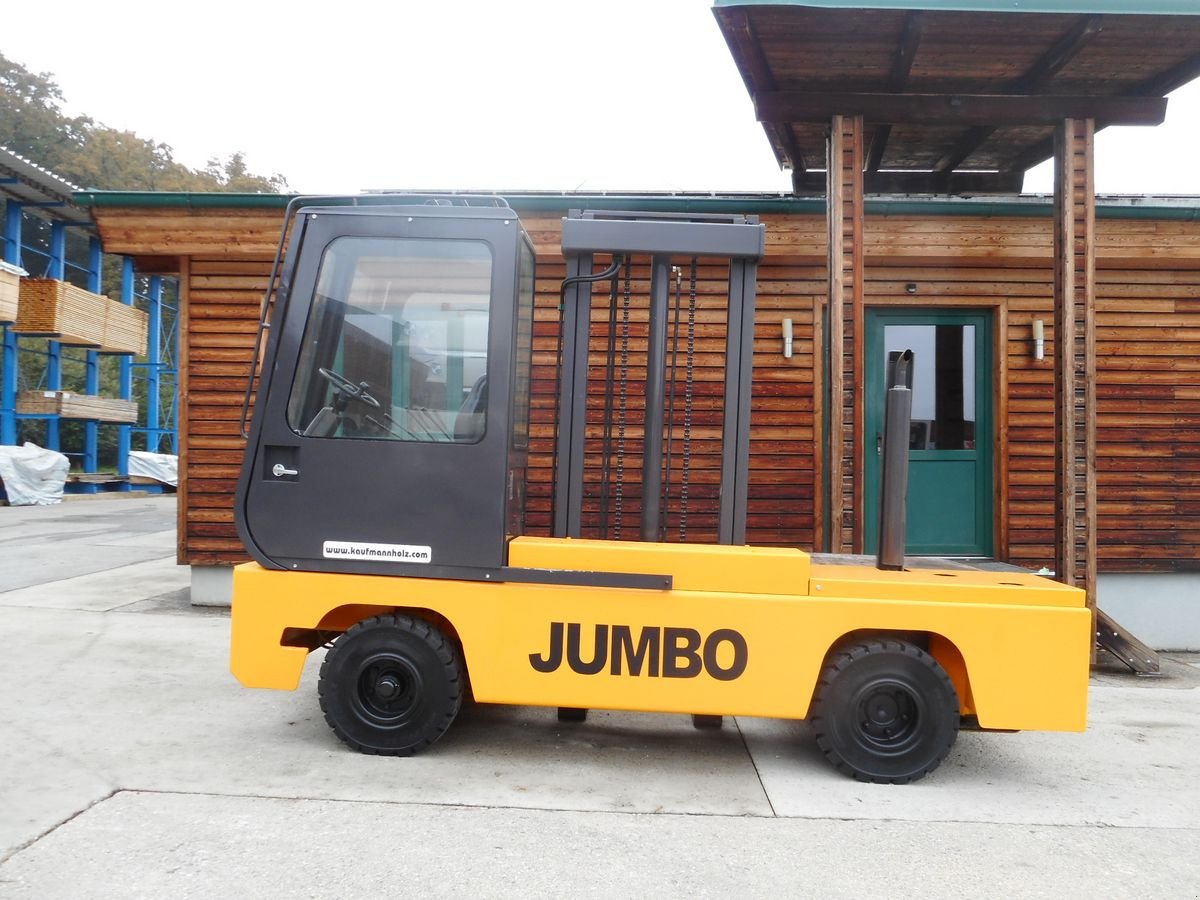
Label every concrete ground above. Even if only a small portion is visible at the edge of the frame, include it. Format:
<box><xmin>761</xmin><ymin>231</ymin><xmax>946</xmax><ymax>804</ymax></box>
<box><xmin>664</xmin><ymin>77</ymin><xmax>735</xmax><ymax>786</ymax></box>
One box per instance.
<box><xmin>1</xmin><ymin>496</ymin><xmax>1198</xmax><ymax>898</ymax></box>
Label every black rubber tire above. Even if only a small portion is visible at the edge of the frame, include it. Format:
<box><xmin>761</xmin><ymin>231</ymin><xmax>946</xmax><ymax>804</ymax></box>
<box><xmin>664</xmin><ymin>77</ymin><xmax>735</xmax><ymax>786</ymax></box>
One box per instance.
<box><xmin>810</xmin><ymin>638</ymin><xmax>959</xmax><ymax>784</ymax></box>
<box><xmin>318</xmin><ymin>614</ymin><xmax>463</xmax><ymax>756</ymax></box>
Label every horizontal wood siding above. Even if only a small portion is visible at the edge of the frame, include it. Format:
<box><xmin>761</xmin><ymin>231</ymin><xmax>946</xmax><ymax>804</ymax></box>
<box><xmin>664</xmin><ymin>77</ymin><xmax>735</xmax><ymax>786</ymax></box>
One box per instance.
<box><xmin>1094</xmin><ymin>264</ymin><xmax>1200</xmax><ymax>571</ymax></box>
<box><xmin>89</xmin><ymin>204</ymin><xmax>1200</xmax><ymax>574</ymax></box>
<box><xmin>520</xmin><ymin>214</ymin><xmax>820</xmax><ymax>548</ymax></box>
<box><xmin>864</xmin><ymin>217</ymin><xmax>1200</xmax><ymax>574</ymax></box>
<box><xmin>94</xmin><ymin>208</ymin><xmax>286</xmax><ymax>257</ymax></box>
<box><xmin>182</xmin><ymin>257</ymin><xmax>271</xmax><ymax>565</ymax></box>
<box><xmin>1001</xmin><ymin>259</ymin><xmax>1200</xmax><ymax>574</ymax></box>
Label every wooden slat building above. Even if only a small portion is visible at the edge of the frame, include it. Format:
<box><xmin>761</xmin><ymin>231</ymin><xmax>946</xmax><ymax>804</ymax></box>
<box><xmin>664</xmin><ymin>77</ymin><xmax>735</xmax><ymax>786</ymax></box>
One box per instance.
<box><xmin>76</xmin><ymin>0</ymin><xmax>1200</xmax><ymax>651</ymax></box>
<box><xmin>79</xmin><ymin>193</ymin><xmax>1200</xmax><ymax>647</ymax></box>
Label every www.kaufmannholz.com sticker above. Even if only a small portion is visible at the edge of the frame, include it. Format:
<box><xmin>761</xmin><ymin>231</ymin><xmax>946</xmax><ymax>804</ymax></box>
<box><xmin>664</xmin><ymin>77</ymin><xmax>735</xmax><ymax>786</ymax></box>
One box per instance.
<box><xmin>322</xmin><ymin>541</ymin><xmax>432</xmax><ymax>563</ymax></box>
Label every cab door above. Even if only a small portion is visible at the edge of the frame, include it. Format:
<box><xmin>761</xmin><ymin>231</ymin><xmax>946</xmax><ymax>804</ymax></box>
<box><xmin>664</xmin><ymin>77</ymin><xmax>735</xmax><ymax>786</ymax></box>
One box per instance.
<box><xmin>237</xmin><ymin>209</ymin><xmax>519</xmax><ymax>577</ymax></box>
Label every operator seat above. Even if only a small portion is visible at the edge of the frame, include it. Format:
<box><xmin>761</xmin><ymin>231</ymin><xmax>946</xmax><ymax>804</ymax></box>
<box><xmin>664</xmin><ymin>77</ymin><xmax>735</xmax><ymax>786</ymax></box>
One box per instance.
<box><xmin>302</xmin><ymin>405</ymin><xmax>339</xmax><ymax>437</ymax></box>
<box><xmin>454</xmin><ymin>375</ymin><xmax>487</xmax><ymax>442</ymax></box>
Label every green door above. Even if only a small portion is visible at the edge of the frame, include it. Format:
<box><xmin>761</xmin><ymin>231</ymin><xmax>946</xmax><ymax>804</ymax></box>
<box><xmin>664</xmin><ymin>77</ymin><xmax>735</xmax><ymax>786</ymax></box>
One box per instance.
<box><xmin>864</xmin><ymin>310</ymin><xmax>993</xmax><ymax>557</ymax></box>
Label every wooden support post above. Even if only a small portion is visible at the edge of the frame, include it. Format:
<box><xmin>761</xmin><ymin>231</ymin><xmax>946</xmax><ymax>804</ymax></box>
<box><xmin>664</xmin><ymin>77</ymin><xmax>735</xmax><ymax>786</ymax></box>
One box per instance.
<box><xmin>826</xmin><ymin>115</ymin><xmax>865</xmax><ymax>554</ymax></box>
<box><xmin>1053</xmin><ymin>120</ymin><xmax>1160</xmax><ymax>675</ymax></box>
<box><xmin>1052</xmin><ymin>118</ymin><xmax>1097</xmax><ymax>621</ymax></box>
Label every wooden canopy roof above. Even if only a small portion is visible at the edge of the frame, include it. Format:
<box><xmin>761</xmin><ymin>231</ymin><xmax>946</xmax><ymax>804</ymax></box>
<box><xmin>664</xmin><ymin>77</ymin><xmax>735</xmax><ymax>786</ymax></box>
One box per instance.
<box><xmin>713</xmin><ymin>1</ymin><xmax>1200</xmax><ymax>193</ymax></box>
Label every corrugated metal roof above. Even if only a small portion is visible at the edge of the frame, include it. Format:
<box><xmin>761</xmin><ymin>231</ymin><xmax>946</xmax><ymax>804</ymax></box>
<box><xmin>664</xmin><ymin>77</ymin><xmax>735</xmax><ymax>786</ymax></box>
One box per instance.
<box><xmin>0</xmin><ymin>147</ymin><xmax>92</xmax><ymax>225</ymax></box>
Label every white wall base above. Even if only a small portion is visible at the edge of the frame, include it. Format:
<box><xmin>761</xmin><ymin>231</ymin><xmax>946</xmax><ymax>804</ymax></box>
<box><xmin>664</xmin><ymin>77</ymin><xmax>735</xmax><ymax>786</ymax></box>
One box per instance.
<box><xmin>1098</xmin><ymin>574</ymin><xmax>1200</xmax><ymax>652</ymax></box>
<box><xmin>190</xmin><ymin>565</ymin><xmax>233</xmax><ymax>608</ymax></box>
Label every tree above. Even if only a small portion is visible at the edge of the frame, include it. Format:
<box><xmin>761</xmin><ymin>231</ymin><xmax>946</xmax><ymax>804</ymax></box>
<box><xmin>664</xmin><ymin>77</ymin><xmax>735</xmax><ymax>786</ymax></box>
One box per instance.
<box><xmin>204</xmin><ymin>151</ymin><xmax>288</xmax><ymax>193</ymax></box>
<box><xmin>0</xmin><ymin>55</ymin><xmax>90</xmax><ymax>171</ymax></box>
<box><xmin>0</xmin><ymin>51</ymin><xmax>289</xmax><ymax>192</ymax></box>
<box><xmin>59</xmin><ymin>128</ymin><xmax>209</xmax><ymax>191</ymax></box>
<box><xmin>2</xmin><ymin>50</ymin><xmax>288</xmax><ymax>467</ymax></box>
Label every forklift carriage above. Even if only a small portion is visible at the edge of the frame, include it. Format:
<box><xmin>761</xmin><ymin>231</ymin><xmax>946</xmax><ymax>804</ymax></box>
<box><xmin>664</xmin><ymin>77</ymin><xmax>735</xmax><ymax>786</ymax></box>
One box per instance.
<box><xmin>232</xmin><ymin>197</ymin><xmax>1090</xmax><ymax>784</ymax></box>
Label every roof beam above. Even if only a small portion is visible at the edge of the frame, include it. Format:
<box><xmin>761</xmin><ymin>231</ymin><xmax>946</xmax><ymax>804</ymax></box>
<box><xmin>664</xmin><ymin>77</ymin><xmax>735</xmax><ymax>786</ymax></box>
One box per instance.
<box><xmin>793</xmin><ymin>170</ymin><xmax>1024</xmax><ymax>195</ymax></box>
<box><xmin>1003</xmin><ymin>51</ymin><xmax>1200</xmax><ymax>175</ymax></box>
<box><xmin>720</xmin><ymin>8</ymin><xmax>809</xmax><ymax>174</ymax></box>
<box><xmin>1012</xmin><ymin>14</ymin><xmax>1105</xmax><ymax>95</ymax></box>
<box><xmin>1132</xmin><ymin>50</ymin><xmax>1200</xmax><ymax>98</ymax></box>
<box><xmin>933</xmin><ymin>14</ymin><xmax>1104</xmax><ymax>176</ymax></box>
<box><xmin>132</xmin><ymin>255</ymin><xmax>182</xmax><ymax>275</ymax></box>
<box><xmin>756</xmin><ymin>91</ymin><xmax>1167</xmax><ymax>127</ymax></box>
<box><xmin>866</xmin><ymin>11</ymin><xmax>925</xmax><ymax>174</ymax></box>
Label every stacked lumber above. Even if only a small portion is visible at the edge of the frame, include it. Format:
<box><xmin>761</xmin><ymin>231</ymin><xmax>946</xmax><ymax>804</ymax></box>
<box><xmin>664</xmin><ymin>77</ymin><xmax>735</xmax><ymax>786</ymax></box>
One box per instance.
<box><xmin>0</xmin><ymin>263</ymin><xmax>22</xmax><ymax>322</ymax></box>
<box><xmin>17</xmin><ymin>390</ymin><xmax>138</xmax><ymax>423</ymax></box>
<box><xmin>102</xmin><ymin>300</ymin><xmax>149</xmax><ymax>355</ymax></box>
<box><xmin>15</xmin><ymin>278</ymin><xmax>148</xmax><ymax>354</ymax></box>
<box><xmin>14</xmin><ymin>279</ymin><xmax>105</xmax><ymax>344</ymax></box>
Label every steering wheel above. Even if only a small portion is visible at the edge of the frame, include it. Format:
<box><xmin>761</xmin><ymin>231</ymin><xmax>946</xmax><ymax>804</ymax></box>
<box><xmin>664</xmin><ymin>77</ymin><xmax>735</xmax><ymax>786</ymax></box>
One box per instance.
<box><xmin>317</xmin><ymin>367</ymin><xmax>381</xmax><ymax>408</ymax></box>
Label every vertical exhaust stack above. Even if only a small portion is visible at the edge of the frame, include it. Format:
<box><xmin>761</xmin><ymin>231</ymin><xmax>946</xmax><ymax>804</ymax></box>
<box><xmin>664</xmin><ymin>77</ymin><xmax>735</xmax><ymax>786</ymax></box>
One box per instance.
<box><xmin>878</xmin><ymin>349</ymin><xmax>914</xmax><ymax>571</ymax></box>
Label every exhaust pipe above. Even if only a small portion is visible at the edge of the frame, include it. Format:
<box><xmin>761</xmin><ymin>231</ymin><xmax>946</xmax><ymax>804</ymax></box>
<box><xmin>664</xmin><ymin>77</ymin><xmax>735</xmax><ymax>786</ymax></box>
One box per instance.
<box><xmin>877</xmin><ymin>349</ymin><xmax>914</xmax><ymax>571</ymax></box>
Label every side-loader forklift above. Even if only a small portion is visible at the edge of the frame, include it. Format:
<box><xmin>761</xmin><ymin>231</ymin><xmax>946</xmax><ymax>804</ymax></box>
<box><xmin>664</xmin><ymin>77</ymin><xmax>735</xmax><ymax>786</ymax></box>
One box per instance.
<box><xmin>232</xmin><ymin>196</ymin><xmax>1090</xmax><ymax>784</ymax></box>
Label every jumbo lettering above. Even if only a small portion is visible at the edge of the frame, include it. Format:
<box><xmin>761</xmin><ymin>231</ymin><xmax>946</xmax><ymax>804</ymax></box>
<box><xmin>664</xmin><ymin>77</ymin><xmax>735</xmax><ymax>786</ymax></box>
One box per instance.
<box><xmin>528</xmin><ymin>622</ymin><xmax>748</xmax><ymax>681</ymax></box>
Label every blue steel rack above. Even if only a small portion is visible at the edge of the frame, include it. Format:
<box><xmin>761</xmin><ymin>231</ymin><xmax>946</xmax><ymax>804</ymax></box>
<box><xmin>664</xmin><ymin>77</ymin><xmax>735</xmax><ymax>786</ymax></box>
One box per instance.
<box><xmin>1</xmin><ymin>179</ymin><xmax>179</xmax><ymax>494</ymax></box>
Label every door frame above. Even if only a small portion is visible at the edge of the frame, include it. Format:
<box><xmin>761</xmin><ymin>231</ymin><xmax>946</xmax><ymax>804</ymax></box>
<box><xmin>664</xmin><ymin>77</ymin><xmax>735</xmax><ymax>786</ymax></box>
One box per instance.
<box><xmin>862</xmin><ymin>306</ymin><xmax>1000</xmax><ymax>557</ymax></box>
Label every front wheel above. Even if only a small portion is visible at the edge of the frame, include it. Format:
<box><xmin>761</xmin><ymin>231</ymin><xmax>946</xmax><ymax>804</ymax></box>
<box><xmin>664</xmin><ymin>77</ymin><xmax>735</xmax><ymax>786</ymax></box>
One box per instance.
<box><xmin>810</xmin><ymin>638</ymin><xmax>959</xmax><ymax>784</ymax></box>
<box><xmin>318</xmin><ymin>614</ymin><xmax>463</xmax><ymax>755</ymax></box>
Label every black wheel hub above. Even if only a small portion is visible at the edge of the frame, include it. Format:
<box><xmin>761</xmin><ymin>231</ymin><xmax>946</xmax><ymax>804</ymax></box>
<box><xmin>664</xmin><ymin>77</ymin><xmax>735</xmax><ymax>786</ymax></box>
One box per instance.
<box><xmin>856</xmin><ymin>681</ymin><xmax>920</xmax><ymax>749</ymax></box>
<box><xmin>354</xmin><ymin>655</ymin><xmax>422</xmax><ymax>725</ymax></box>
<box><xmin>374</xmin><ymin>674</ymin><xmax>402</xmax><ymax>700</ymax></box>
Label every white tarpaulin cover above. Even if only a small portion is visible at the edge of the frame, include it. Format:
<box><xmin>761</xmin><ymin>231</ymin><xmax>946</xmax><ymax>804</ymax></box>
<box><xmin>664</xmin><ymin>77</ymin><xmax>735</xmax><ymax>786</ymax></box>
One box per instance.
<box><xmin>0</xmin><ymin>442</ymin><xmax>70</xmax><ymax>505</ymax></box>
<box><xmin>128</xmin><ymin>450</ymin><xmax>178</xmax><ymax>486</ymax></box>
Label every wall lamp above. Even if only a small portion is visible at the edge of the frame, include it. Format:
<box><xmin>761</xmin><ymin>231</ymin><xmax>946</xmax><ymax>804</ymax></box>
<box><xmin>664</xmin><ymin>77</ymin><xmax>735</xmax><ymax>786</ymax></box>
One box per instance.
<box><xmin>782</xmin><ymin>318</ymin><xmax>794</xmax><ymax>359</ymax></box>
<box><xmin>1032</xmin><ymin>318</ymin><xmax>1045</xmax><ymax>361</ymax></box>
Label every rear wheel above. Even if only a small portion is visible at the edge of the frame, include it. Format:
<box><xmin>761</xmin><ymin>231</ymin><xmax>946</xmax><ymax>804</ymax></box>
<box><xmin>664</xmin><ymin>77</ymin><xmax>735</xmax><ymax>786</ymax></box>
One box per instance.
<box><xmin>810</xmin><ymin>638</ymin><xmax>959</xmax><ymax>784</ymax></box>
<box><xmin>318</xmin><ymin>614</ymin><xmax>463</xmax><ymax>755</ymax></box>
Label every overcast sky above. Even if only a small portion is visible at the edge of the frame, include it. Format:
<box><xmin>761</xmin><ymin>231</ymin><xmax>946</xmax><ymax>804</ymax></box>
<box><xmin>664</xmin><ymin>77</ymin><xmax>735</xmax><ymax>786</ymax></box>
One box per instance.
<box><xmin>5</xmin><ymin>0</ymin><xmax>1200</xmax><ymax>196</ymax></box>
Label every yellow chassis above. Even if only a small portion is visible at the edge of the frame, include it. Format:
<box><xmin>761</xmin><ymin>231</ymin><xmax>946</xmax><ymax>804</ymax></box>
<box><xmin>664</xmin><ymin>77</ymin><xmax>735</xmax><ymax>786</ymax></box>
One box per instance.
<box><xmin>231</xmin><ymin>536</ymin><xmax>1090</xmax><ymax>732</ymax></box>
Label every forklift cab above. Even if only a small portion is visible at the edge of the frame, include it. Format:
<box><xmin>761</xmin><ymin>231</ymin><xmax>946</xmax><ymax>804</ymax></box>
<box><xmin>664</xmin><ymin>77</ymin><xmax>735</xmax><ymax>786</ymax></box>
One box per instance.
<box><xmin>236</xmin><ymin>202</ymin><xmax>535</xmax><ymax>577</ymax></box>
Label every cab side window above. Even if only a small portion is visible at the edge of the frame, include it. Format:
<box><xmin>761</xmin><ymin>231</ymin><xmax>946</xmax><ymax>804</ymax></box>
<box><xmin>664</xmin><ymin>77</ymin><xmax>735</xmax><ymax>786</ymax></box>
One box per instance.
<box><xmin>287</xmin><ymin>237</ymin><xmax>492</xmax><ymax>443</ymax></box>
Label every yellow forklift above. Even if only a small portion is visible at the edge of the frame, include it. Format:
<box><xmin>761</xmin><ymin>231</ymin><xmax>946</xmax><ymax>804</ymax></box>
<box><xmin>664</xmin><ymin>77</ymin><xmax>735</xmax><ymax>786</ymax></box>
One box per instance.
<box><xmin>231</xmin><ymin>197</ymin><xmax>1090</xmax><ymax>783</ymax></box>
